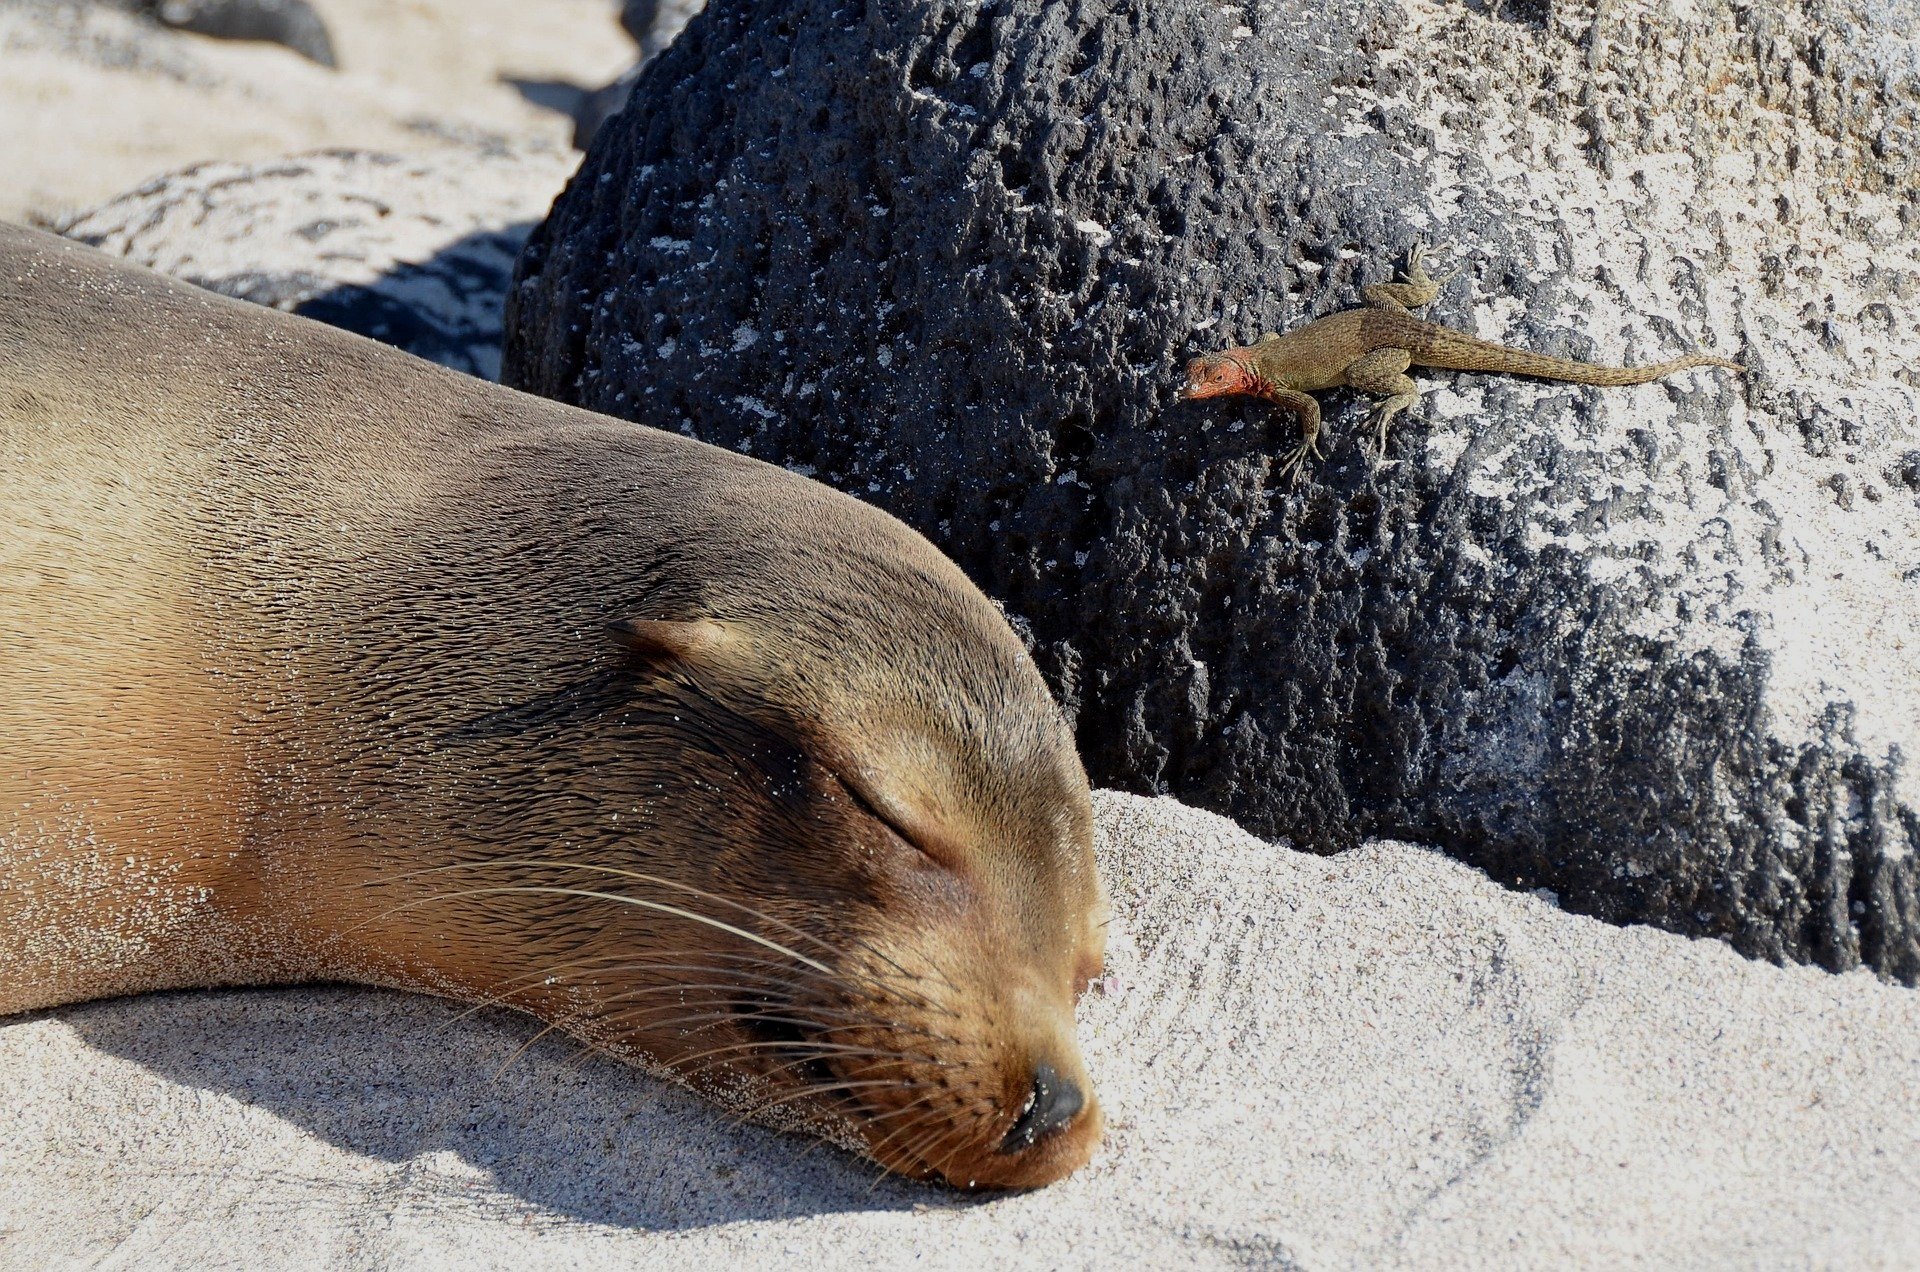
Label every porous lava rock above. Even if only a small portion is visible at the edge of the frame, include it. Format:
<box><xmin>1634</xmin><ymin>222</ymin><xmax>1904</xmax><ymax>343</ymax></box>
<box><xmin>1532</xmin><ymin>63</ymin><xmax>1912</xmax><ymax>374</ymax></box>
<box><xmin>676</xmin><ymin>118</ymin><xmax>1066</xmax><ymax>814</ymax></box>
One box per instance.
<box><xmin>504</xmin><ymin>0</ymin><xmax>1920</xmax><ymax>980</ymax></box>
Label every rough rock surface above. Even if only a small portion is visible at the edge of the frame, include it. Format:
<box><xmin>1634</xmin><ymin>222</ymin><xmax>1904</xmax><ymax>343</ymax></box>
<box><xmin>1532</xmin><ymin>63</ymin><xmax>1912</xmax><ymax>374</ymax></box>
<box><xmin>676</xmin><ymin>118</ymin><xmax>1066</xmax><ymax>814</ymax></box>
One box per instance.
<box><xmin>64</xmin><ymin>149</ymin><xmax>577</xmax><ymax>377</ymax></box>
<box><xmin>505</xmin><ymin>0</ymin><xmax>1920</xmax><ymax>979</ymax></box>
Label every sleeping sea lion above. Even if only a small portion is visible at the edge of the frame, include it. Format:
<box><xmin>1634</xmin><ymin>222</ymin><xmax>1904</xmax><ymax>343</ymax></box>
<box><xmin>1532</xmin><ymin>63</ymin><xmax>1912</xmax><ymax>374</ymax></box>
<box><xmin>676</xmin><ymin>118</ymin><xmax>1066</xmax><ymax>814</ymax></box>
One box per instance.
<box><xmin>0</xmin><ymin>223</ymin><xmax>1107</xmax><ymax>1190</ymax></box>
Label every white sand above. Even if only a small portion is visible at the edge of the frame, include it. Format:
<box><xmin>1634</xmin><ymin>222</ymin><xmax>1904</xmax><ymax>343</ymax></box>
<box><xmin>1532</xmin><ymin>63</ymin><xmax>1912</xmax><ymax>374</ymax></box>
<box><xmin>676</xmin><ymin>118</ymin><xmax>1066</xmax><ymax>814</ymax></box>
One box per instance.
<box><xmin>0</xmin><ymin>0</ymin><xmax>628</xmax><ymax>224</ymax></box>
<box><xmin>4</xmin><ymin>792</ymin><xmax>1916</xmax><ymax>1269</ymax></box>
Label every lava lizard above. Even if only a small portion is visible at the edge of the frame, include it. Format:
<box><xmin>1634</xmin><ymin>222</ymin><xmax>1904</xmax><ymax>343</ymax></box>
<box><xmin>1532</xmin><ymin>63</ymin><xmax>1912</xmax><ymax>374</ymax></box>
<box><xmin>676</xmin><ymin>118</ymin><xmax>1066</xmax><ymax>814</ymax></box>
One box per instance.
<box><xmin>1181</xmin><ymin>245</ymin><xmax>1745</xmax><ymax>481</ymax></box>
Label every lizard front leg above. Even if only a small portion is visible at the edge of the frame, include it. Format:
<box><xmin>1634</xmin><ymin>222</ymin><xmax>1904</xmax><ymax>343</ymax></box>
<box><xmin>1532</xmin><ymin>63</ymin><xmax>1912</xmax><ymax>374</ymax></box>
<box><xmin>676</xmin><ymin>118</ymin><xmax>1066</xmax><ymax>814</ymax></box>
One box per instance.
<box><xmin>1344</xmin><ymin>348</ymin><xmax>1419</xmax><ymax>455</ymax></box>
<box><xmin>1363</xmin><ymin>242</ymin><xmax>1454</xmax><ymax>314</ymax></box>
<box><xmin>1263</xmin><ymin>385</ymin><xmax>1324</xmax><ymax>484</ymax></box>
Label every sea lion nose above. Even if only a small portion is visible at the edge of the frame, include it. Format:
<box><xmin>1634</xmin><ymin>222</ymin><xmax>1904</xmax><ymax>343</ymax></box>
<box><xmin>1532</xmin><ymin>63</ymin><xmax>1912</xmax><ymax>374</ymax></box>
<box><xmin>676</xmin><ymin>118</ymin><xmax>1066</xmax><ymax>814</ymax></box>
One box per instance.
<box><xmin>998</xmin><ymin>1063</ymin><xmax>1086</xmax><ymax>1154</ymax></box>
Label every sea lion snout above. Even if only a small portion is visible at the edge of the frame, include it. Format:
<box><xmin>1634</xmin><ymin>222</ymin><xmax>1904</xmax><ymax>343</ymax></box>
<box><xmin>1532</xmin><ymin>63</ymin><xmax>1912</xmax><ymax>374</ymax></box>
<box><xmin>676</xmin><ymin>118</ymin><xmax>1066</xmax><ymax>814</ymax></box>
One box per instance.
<box><xmin>827</xmin><ymin>887</ymin><xmax>1105</xmax><ymax>1190</ymax></box>
<box><xmin>999</xmin><ymin>1063</ymin><xmax>1085</xmax><ymax>1154</ymax></box>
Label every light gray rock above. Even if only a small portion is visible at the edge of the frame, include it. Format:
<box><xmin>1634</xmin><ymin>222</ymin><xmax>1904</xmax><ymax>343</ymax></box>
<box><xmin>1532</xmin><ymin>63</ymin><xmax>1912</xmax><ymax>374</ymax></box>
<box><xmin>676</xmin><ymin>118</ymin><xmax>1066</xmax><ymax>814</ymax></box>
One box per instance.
<box><xmin>35</xmin><ymin>0</ymin><xmax>336</xmax><ymax>65</ymax></box>
<box><xmin>64</xmin><ymin>149</ymin><xmax>577</xmax><ymax>378</ymax></box>
<box><xmin>504</xmin><ymin>0</ymin><xmax>1920</xmax><ymax>978</ymax></box>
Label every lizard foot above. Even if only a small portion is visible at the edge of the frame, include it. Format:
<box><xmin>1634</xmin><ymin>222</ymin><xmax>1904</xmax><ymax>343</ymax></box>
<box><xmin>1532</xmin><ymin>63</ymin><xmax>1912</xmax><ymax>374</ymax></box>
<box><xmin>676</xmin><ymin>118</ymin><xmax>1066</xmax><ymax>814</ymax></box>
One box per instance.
<box><xmin>1367</xmin><ymin>245</ymin><xmax>1454</xmax><ymax>312</ymax></box>
<box><xmin>1404</xmin><ymin>241</ymin><xmax>1457</xmax><ymax>295</ymax></box>
<box><xmin>1274</xmin><ymin>436</ymin><xmax>1326</xmax><ymax>486</ymax></box>
<box><xmin>1364</xmin><ymin>393</ymin><xmax>1421</xmax><ymax>457</ymax></box>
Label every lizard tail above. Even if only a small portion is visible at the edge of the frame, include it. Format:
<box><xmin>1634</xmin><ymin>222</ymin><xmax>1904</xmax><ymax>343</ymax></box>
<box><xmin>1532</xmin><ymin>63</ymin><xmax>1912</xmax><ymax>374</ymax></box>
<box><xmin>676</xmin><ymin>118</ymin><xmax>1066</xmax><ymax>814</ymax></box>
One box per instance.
<box><xmin>1415</xmin><ymin>328</ymin><xmax>1744</xmax><ymax>385</ymax></box>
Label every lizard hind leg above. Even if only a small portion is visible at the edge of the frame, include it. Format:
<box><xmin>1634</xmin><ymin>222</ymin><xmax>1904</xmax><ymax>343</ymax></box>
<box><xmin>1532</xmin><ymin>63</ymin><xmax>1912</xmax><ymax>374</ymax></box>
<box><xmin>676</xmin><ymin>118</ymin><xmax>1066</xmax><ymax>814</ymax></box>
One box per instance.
<box><xmin>1344</xmin><ymin>348</ymin><xmax>1420</xmax><ymax>456</ymax></box>
<box><xmin>1363</xmin><ymin>241</ymin><xmax>1456</xmax><ymax>314</ymax></box>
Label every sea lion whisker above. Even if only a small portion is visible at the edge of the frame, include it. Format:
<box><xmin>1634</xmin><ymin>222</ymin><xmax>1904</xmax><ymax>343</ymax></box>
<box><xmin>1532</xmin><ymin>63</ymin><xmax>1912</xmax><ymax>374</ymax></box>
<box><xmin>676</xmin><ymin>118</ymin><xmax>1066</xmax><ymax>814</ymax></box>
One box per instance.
<box><xmin>782</xmin><ymin>1092</ymin><xmax>948</xmax><ymax>1171</ymax></box>
<box><xmin>922</xmin><ymin>1119</ymin><xmax>990</xmax><ymax>1191</ymax></box>
<box><xmin>439</xmin><ymin>951</ymin><xmax>856</xmax><ymax>1040</ymax></box>
<box><xmin>571</xmin><ymin>982</ymin><xmax>820</xmax><ymax>1011</ymax></box>
<box><xmin>598</xmin><ymin>999</ymin><xmax>962</xmax><ymax>1051</ymax></box>
<box><xmin>899</xmin><ymin>1106</ymin><xmax>992</xmax><ymax>1186</ymax></box>
<box><xmin>844</xmin><ymin>933</ymin><xmax>964</xmax><ymax>1000</ymax></box>
<box><xmin>560</xmin><ymin>957</ymin><xmax>938</xmax><ymax>1014</ymax></box>
<box><xmin>593</xmin><ymin>1005</ymin><xmax>928</xmax><ymax>1044</ymax></box>
<box><xmin>523</xmin><ymin>976</ymin><xmax>838</xmax><ymax>1016</ymax></box>
<box><xmin>662</xmin><ymin>1034</ymin><xmax>951</xmax><ymax>1088</ymax></box>
<box><xmin>454</xmin><ymin>966</ymin><xmax>820</xmax><ymax>1029</ymax></box>
<box><xmin>784</xmin><ymin>1095</ymin><xmax>942</xmax><ymax>1171</ymax></box>
<box><xmin>852</xmin><ymin>1094</ymin><xmax>957</xmax><ymax>1164</ymax></box>
<box><xmin>593</xmin><ymin>998</ymin><xmax>957</xmax><ymax>1053</ymax></box>
<box><xmin>873</xmin><ymin>1083</ymin><xmax>977</xmax><ymax>1134</ymax></box>
<box><xmin>451</xmin><ymin>968</ymin><xmax>898</xmax><ymax>1076</ymax></box>
<box><xmin>545</xmin><ymin>1020</ymin><xmax>934</xmax><ymax>1081</ymax></box>
<box><xmin>368</xmin><ymin>858</ymin><xmax>860</xmax><ymax>964</ymax></box>
<box><xmin>871</xmin><ymin>1112</ymin><xmax>975</xmax><ymax>1189</ymax></box>
<box><xmin>579</xmin><ymin>980</ymin><xmax>961</xmax><ymax>1038</ymax></box>
<box><xmin>670</xmin><ymin>1044</ymin><xmax>941</xmax><ymax>1099</ymax></box>
<box><xmin>340</xmin><ymin>884</ymin><xmax>836</xmax><ymax>975</ymax></box>
<box><xmin>713</xmin><ymin>1073</ymin><xmax>918</xmax><ymax>1128</ymax></box>
<box><xmin>702</xmin><ymin>1038</ymin><xmax>940</xmax><ymax>1068</ymax></box>
<box><xmin>580</xmin><ymin>954</ymin><xmax>885</xmax><ymax>1002</ymax></box>
<box><xmin>848</xmin><ymin>932</ymin><xmax>976</xmax><ymax>1010</ymax></box>
<box><xmin>490</xmin><ymin>1021</ymin><xmax>568</xmax><ymax>1081</ymax></box>
<box><xmin>477</xmin><ymin>987</ymin><xmax>739</xmax><ymax>1081</ymax></box>
<box><xmin>443</xmin><ymin>951</ymin><xmax>702</xmax><ymax>1028</ymax></box>
<box><xmin>875</xmin><ymin>1118</ymin><xmax>953</xmax><ymax>1183</ymax></box>
<box><xmin>729</xmin><ymin>1077</ymin><xmax>917</xmax><ymax>1125</ymax></box>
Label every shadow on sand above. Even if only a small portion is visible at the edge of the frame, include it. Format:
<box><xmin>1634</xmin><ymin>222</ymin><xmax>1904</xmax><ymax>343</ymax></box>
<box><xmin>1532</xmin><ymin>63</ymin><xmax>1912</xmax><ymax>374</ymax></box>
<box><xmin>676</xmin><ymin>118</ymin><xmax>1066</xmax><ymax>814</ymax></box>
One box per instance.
<box><xmin>51</xmin><ymin>983</ymin><xmax>982</xmax><ymax>1232</ymax></box>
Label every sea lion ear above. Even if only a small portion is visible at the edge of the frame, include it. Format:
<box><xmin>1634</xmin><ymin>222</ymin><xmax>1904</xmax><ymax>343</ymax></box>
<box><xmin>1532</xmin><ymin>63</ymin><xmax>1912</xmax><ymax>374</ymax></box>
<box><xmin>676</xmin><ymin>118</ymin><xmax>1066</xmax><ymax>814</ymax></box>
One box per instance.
<box><xmin>602</xmin><ymin>617</ymin><xmax>729</xmax><ymax>667</ymax></box>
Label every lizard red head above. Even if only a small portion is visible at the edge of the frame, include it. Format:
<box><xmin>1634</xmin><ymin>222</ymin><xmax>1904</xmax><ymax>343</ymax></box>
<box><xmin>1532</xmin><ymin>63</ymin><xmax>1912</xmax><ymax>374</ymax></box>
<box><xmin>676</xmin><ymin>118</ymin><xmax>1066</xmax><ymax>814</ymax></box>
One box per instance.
<box><xmin>1181</xmin><ymin>351</ymin><xmax>1259</xmax><ymax>400</ymax></box>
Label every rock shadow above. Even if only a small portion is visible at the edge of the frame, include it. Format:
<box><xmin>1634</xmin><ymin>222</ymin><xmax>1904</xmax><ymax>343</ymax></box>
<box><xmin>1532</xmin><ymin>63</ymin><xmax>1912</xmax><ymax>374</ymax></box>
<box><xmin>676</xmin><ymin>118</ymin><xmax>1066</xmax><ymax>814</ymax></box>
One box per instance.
<box><xmin>180</xmin><ymin>223</ymin><xmax>541</xmax><ymax>381</ymax></box>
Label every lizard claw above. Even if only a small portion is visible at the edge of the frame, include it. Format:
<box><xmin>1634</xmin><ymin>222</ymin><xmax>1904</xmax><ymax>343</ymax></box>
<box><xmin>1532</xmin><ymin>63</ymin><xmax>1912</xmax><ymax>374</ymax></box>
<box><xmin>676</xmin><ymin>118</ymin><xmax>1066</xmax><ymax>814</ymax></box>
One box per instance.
<box><xmin>1275</xmin><ymin>437</ymin><xmax>1325</xmax><ymax>486</ymax></box>
<box><xmin>1406</xmin><ymin>241</ymin><xmax>1457</xmax><ymax>289</ymax></box>
<box><xmin>1369</xmin><ymin>410</ymin><xmax>1393</xmax><ymax>456</ymax></box>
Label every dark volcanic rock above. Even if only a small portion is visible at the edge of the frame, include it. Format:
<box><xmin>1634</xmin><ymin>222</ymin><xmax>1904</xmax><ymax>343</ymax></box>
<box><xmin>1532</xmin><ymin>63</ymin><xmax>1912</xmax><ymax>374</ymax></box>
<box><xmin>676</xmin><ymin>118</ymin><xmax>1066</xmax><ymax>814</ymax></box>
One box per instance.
<box><xmin>504</xmin><ymin>0</ymin><xmax>1920</xmax><ymax>979</ymax></box>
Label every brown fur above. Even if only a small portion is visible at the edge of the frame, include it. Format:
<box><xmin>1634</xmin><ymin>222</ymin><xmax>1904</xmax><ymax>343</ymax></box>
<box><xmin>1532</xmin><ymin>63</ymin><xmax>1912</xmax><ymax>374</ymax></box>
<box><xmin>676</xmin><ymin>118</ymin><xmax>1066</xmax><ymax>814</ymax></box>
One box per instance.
<box><xmin>0</xmin><ymin>224</ymin><xmax>1106</xmax><ymax>1190</ymax></box>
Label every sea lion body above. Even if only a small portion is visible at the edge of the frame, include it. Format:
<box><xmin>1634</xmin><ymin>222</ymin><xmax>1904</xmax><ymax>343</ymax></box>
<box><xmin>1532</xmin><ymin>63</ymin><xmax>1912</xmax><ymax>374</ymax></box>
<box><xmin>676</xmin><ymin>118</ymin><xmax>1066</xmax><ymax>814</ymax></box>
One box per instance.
<box><xmin>0</xmin><ymin>224</ymin><xmax>1105</xmax><ymax>1189</ymax></box>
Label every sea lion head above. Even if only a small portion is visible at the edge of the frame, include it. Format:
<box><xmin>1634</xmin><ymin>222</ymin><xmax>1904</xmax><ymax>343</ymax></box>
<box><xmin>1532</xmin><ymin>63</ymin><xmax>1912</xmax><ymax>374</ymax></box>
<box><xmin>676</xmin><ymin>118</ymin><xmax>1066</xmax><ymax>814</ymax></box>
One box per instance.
<box><xmin>338</xmin><ymin>453</ymin><xmax>1108</xmax><ymax>1190</ymax></box>
<box><xmin>593</xmin><ymin>594</ymin><xmax>1110</xmax><ymax>1190</ymax></box>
